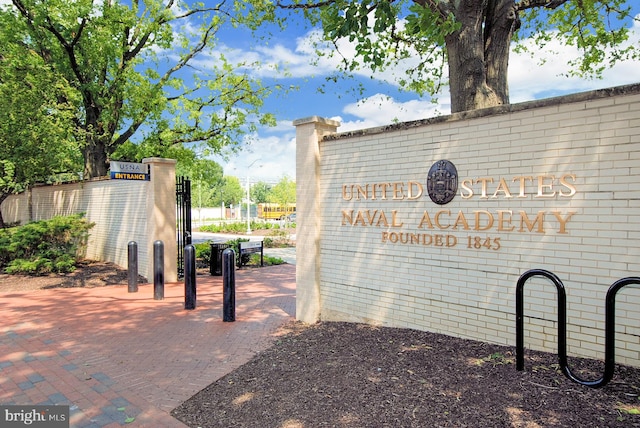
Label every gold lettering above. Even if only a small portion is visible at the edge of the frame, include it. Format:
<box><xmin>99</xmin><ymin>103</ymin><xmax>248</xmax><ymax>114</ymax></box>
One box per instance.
<box><xmin>391</xmin><ymin>210</ymin><xmax>403</xmax><ymax>227</ymax></box>
<box><xmin>378</xmin><ymin>183</ymin><xmax>391</xmax><ymax>200</ymax></box>
<box><xmin>497</xmin><ymin>210</ymin><xmax>515</xmax><ymax>232</ymax></box>
<box><xmin>552</xmin><ymin>211</ymin><xmax>576</xmax><ymax>234</ymax></box>
<box><xmin>474</xmin><ymin>210</ymin><xmax>494</xmax><ymax>231</ymax></box>
<box><xmin>559</xmin><ymin>174</ymin><xmax>577</xmax><ymax>197</ymax></box>
<box><xmin>393</xmin><ymin>183</ymin><xmax>405</xmax><ymax>200</ymax></box>
<box><xmin>354</xmin><ymin>211</ymin><xmax>367</xmax><ymax>226</ymax></box>
<box><xmin>365</xmin><ymin>210</ymin><xmax>376</xmax><ymax>225</ymax></box>
<box><xmin>342</xmin><ymin>185</ymin><xmax>353</xmax><ymax>201</ymax></box>
<box><xmin>460</xmin><ymin>179</ymin><xmax>474</xmax><ymax>199</ymax></box>
<box><xmin>435</xmin><ymin>210</ymin><xmax>451</xmax><ymax>229</ymax></box>
<box><xmin>356</xmin><ymin>185</ymin><xmax>369</xmax><ymax>200</ymax></box>
<box><xmin>452</xmin><ymin>211</ymin><xmax>470</xmax><ymax>230</ymax></box>
<box><xmin>519</xmin><ymin>211</ymin><xmax>545</xmax><ymax>233</ymax></box>
<box><xmin>512</xmin><ymin>176</ymin><xmax>533</xmax><ymax>198</ymax></box>
<box><xmin>377</xmin><ymin>211</ymin><xmax>390</xmax><ymax>227</ymax></box>
<box><xmin>492</xmin><ymin>178</ymin><xmax>513</xmax><ymax>199</ymax></box>
<box><xmin>536</xmin><ymin>175</ymin><xmax>556</xmax><ymax>198</ymax></box>
<box><xmin>341</xmin><ymin>210</ymin><xmax>354</xmax><ymax>225</ymax></box>
<box><xmin>407</xmin><ymin>181</ymin><xmax>423</xmax><ymax>200</ymax></box>
<box><xmin>475</xmin><ymin>178</ymin><xmax>494</xmax><ymax>198</ymax></box>
<box><xmin>418</xmin><ymin>212</ymin><xmax>434</xmax><ymax>229</ymax></box>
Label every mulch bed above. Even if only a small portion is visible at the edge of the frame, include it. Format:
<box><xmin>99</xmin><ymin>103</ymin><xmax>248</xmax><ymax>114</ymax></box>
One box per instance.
<box><xmin>172</xmin><ymin>321</ymin><xmax>640</xmax><ymax>428</ymax></box>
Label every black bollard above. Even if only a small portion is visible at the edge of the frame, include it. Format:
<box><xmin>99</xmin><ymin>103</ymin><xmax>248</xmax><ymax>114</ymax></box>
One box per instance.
<box><xmin>184</xmin><ymin>244</ymin><xmax>196</xmax><ymax>310</ymax></box>
<box><xmin>153</xmin><ymin>240</ymin><xmax>164</xmax><ymax>300</ymax></box>
<box><xmin>222</xmin><ymin>248</ymin><xmax>236</xmax><ymax>322</ymax></box>
<box><xmin>127</xmin><ymin>241</ymin><xmax>138</xmax><ymax>293</ymax></box>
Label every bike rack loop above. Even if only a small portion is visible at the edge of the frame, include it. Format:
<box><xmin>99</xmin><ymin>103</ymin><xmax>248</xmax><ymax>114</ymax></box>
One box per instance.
<box><xmin>516</xmin><ymin>268</ymin><xmax>640</xmax><ymax>388</ymax></box>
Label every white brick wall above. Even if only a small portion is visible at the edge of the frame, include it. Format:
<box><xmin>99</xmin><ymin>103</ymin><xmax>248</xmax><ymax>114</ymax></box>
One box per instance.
<box><xmin>298</xmin><ymin>85</ymin><xmax>640</xmax><ymax>367</ymax></box>
<box><xmin>1</xmin><ymin>158</ymin><xmax>177</xmax><ymax>281</ymax></box>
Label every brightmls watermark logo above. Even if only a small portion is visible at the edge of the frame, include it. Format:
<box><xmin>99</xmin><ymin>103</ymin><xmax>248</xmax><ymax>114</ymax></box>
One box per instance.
<box><xmin>1</xmin><ymin>405</ymin><xmax>69</xmax><ymax>427</ymax></box>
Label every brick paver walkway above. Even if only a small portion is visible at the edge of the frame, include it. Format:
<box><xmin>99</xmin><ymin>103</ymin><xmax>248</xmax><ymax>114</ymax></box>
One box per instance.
<box><xmin>0</xmin><ymin>264</ymin><xmax>296</xmax><ymax>427</ymax></box>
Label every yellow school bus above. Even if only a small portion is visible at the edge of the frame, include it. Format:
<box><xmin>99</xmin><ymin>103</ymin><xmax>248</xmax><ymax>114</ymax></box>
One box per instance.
<box><xmin>257</xmin><ymin>203</ymin><xmax>296</xmax><ymax>220</ymax></box>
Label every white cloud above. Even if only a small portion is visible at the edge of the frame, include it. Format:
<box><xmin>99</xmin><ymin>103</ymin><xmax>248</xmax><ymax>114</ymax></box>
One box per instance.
<box><xmin>222</xmin><ymin>129</ymin><xmax>297</xmax><ymax>184</ymax></box>
<box><xmin>335</xmin><ymin>93</ymin><xmax>449</xmax><ymax>132</ymax></box>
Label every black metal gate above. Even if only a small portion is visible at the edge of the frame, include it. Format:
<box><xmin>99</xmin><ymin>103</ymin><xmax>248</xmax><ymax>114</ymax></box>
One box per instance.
<box><xmin>176</xmin><ymin>176</ymin><xmax>192</xmax><ymax>278</ymax></box>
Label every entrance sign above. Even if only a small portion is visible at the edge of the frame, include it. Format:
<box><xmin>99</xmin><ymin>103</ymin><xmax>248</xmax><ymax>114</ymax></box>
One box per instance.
<box><xmin>294</xmin><ymin>84</ymin><xmax>640</xmax><ymax>369</ymax></box>
<box><xmin>110</xmin><ymin>161</ymin><xmax>150</xmax><ymax>181</ymax></box>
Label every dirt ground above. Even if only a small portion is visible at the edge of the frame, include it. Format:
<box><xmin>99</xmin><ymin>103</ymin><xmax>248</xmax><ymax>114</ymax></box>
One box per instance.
<box><xmin>0</xmin><ymin>260</ymin><xmax>146</xmax><ymax>292</ymax></box>
<box><xmin>2</xmin><ymin>263</ymin><xmax>639</xmax><ymax>427</ymax></box>
<box><xmin>172</xmin><ymin>322</ymin><xmax>640</xmax><ymax>428</ymax></box>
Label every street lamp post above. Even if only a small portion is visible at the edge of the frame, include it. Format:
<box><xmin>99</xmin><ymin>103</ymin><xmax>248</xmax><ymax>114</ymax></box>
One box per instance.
<box><xmin>246</xmin><ymin>171</ymin><xmax>251</xmax><ymax>234</ymax></box>
<box><xmin>245</xmin><ymin>159</ymin><xmax>261</xmax><ymax>234</ymax></box>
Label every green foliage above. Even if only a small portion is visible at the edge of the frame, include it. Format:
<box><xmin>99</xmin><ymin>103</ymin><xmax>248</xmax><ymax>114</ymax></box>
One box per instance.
<box><xmin>515</xmin><ymin>0</ymin><xmax>639</xmax><ymax>78</ymax></box>
<box><xmin>0</xmin><ymin>214</ymin><xmax>95</xmax><ymax>274</ymax></box>
<box><xmin>194</xmin><ymin>242</ymin><xmax>213</xmax><ymax>265</ymax></box>
<box><xmin>193</xmin><ymin>239</ymin><xmax>284</xmax><ymax>268</ymax></box>
<box><xmin>0</xmin><ymin>14</ymin><xmax>82</xmax><ymax>225</ymax></box>
<box><xmin>268</xmin><ymin>176</ymin><xmax>296</xmax><ymax>207</ymax></box>
<box><xmin>199</xmin><ymin>221</ymin><xmax>281</xmax><ymax>234</ymax></box>
<box><xmin>221</xmin><ymin>176</ymin><xmax>245</xmax><ymax>207</ymax></box>
<box><xmin>253</xmin><ymin>254</ymin><xmax>284</xmax><ymax>266</ymax></box>
<box><xmin>225</xmin><ymin>238</ymin><xmax>252</xmax><ymax>267</ymax></box>
<box><xmin>175</xmin><ymin>156</ymin><xmax>225</xmax><ymax>209</ymax></box>
<box><xmin>262</xmin><ymin>230</ymin><xmax>294</xmax><ymax>248</ymax></box>
<box><xmin>1</xmin><ymin>0</ymin><xmax>282</xmax><ymax>178</ymax></box>
<box><xmin>251</xmin><ymin>182</ymin><xmax>272</xmax><ymax>204</ymax></box>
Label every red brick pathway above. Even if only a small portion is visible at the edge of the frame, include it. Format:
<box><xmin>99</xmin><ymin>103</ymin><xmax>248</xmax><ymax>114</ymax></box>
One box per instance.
<box><xmin>0</xmin><ymin>264</ymin><xmax>296</xmax><ymax>427</ymax></box>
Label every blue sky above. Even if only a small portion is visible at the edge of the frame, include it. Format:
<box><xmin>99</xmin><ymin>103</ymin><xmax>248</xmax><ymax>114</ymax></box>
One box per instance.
<box><xmin>213</xmin><ymin>6</ymin><xmax>640</xmax><ymax>184</ymax></box>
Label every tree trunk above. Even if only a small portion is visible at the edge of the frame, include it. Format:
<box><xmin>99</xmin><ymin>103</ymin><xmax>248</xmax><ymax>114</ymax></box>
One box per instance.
<box><xmin>445</xmin><ymin>0</ymin><xmax>517</xmax><ymax>113</ymax></box>
<box><xmin>83</xmin><ymin>137</ymin><xmax>109</xmax><ymax>179</ymax></box>
<box><xmin>82</xmin><ymin>105</ymin><xmax>109</xmax><ymax>179</ymax></box>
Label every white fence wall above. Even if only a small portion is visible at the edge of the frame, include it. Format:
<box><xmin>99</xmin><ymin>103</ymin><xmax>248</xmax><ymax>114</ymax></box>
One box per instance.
<box><xmin>1</xmin><ymin>158</ymin><xmax>177</xmax><ymax>282</ymax></box>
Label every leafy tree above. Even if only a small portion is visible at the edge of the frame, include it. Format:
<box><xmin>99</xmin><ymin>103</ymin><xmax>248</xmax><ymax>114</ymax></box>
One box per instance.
<box><xmin>251</xmin><ymin>181</ymin><xmax>272</xmax><ymax>204</ymax></box>
<box><xmin>268</xmin><ymin>176</ymin><xmax>296</xmax><ymax>207</ymax></box>
<box><xmin>221</xmin><ymin>176</ymin><xmax>245</xmax><ymax>208</ymax></box>
<box><xmin>0</xmin><ymin>19</ymin><xmax>81</xmax><ymax>227</ymax></box>
<box><xmin>1</xmin><ymin>0</ymin><xmax>280</xmax><ymax>178</ymax></box>
<box><xmin>280</xmin><ymin>0</ymin><xmax>639</xmax><ymax>112</ymax></box>
<box><xmin>174</xmin><ymin>152</ymin><xmax>225</xmax><ymax>208</ymax></box>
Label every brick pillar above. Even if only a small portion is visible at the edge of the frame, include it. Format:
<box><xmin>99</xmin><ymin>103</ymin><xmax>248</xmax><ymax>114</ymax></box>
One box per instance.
<box><xmin>143</xmin><ymin>158</ymin><xmax>177</xmax><ymax>282</ymax></box>
<box><xmin>293</xmin><ymin>116</ymin><xmax>340</xmax><ymax>323</ymax></box>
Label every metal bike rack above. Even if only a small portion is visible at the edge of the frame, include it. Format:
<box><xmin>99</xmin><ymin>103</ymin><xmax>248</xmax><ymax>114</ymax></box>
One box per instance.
<box><xmin>516</xmin><ymin>269</ymin><xmax>640</xmax><ymax>388</ymax></box>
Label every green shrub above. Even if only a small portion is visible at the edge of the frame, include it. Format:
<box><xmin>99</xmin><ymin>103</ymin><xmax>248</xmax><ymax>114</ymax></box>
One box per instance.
<box><xmin>262</xmin><ymin>230</ymin><xmax>292</xmax><ymax>248</ymax></box>
<box><xmin>194</xmin><ymin>242</ymin><xmax>212</xmax><ymax>265</ymax></box>
<box><xmin>225</xmin><ymin>238</ymin><xmax>251</xmax><ymax>267</ymax></box>
<box><xmin>199</xmin><ymin>220</ymin><xmax>289</xmax><ymax>234</ymax></box>
<box><xmin>0</xmin><ymin>214</ymin><xmax>95</xmax><ymax>274</ymax></box>
<box><xmin>257</xmin><ymin>254</ymin><xmax>285</xmax><ymax>266</ymax></box>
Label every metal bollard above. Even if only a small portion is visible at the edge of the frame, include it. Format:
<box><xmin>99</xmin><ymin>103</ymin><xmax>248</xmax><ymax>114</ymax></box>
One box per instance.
<box><xmin>222</xmin><ymin>248</ymin><xmax>236</xmax><ymax>322</ymax></box>
<box><xmin>184</xmin><ymin>244</ymin><xmax>196</xmax><ymax>310</ymax></box>
<box><xmin>127</xmin><ymin>241</ymin><xmax>138</xmax><ymax>293</ymax></box>
<box><xmin>153</xmin><ymin>240</ymin><xmax>164</xmax><ymax>300</ymax></box>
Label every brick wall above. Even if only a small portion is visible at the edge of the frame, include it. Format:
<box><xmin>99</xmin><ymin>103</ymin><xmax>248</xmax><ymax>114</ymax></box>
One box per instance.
<box><xmin>295</xmin><ymin>84</ymin><xmax>640</xmax><ymax>367</ymax></box>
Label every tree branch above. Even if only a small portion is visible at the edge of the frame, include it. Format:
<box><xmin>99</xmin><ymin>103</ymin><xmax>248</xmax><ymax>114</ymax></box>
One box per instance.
<box><xmin>517</xmin><ymin>0</ymin><xmax>569</xmax><ymax>12</ymax></box>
